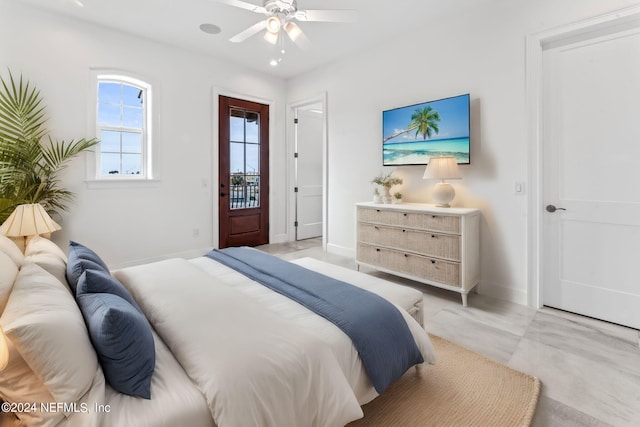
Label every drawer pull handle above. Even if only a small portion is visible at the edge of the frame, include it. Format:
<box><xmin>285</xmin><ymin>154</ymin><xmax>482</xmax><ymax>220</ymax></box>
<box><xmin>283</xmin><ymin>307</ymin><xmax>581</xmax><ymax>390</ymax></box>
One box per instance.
<box><xmin>376</xmin><ymin>209</ymin><xmax>381</xmax><ymax>212</ymax></box>
<box><xmin>431</xmin><ymin>260</ymin><xmax>436</xmax><ymax>264</ymax></box>
<box><xmin>374</xmin><ymin>226</ymin><xmax>379</xmax><ymax>230</ymax></box>
<box><xmin>404</xmin><ymin>213</ymin><xmax>408</xmax><ymax>216</ymax></box>
<box><xmin>432</xmin><ymin>215</ymin><xmax>437</xmax><ymax>218</ymax></box>
<box><xmin>376</xmin><ymin>248</ymin><xmax>380</xmax><ymax>252</ymax></box>
<box><xmin>431</xmin><ymin>234</ymin><xmax>437</xmax><ymax>238</ymax></box>
<box><xmin>404</xmin><ymin>254</ymin><xmax>408</xmax><ymax>258</ymax></box>
<box><xmin>402</xmin><ymin>229</ymin><xmax>406</xmax><ymax>233</ymax></box>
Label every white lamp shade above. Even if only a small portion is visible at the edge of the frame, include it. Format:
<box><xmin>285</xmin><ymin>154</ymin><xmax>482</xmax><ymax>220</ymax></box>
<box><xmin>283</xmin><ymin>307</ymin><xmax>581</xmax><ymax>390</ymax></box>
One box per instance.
<box><xmin>0</xmin><ymin>204</ymin><xmax>61</xmax><ymax>237</ymax></box>
<box><xmin>284</xmin><ymin>21</ymin><xmax>302</xmax><ymax>42</ymax></box>
<box><xmin>0</xmin><ymin>325</ymin><xmax>9</xmax><ymax>371</ymax></box>
<box><xmin>423</xmin><ymin>156</ymin><xmax>462</xmax><ymax>181</ymax></box>
<box><xmin>263</xmin><ymin>29</ymin><xmax>279</xmax><ymax>44</ymax></box>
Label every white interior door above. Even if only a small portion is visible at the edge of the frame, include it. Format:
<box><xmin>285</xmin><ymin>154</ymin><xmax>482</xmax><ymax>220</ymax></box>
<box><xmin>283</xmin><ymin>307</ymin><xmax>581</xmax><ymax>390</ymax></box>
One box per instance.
<box><xmin>542</xmin><ymin>24</ymin><xmax>640</xmax><ymax>329</ymax></box>
<box><xmin>295</xmin><ymin>107</ymin><xmax>323</xmax><ymax>240</ymax></box>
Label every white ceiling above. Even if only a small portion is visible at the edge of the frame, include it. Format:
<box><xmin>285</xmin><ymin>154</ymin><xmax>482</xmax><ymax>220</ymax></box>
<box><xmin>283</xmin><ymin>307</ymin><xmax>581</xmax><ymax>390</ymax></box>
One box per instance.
<box><xmin>21</xmin><ymin>0</ymin><xmax>493</xmax><ymax>79</ymax></box>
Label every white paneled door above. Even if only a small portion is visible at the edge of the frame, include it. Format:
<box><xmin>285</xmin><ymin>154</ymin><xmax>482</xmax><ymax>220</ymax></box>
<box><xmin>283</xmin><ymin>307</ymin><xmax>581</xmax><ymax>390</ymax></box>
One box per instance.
<box><xmin>542</xmin><ymin>23</ymin><xmax>640</xmax><ymax>328</ymax></box>
<box><xmin>295</xmin><ymin>108</ymin><xmax>323</xmax><ymax>240</ymax></box>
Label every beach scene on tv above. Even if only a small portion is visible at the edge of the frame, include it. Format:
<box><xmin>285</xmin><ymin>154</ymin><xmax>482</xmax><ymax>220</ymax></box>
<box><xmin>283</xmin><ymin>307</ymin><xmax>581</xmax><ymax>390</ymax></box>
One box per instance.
<box><xmin>383</xmin><ymin>94</ymin><xmax>470</xmax><ymax>165</ymax></box>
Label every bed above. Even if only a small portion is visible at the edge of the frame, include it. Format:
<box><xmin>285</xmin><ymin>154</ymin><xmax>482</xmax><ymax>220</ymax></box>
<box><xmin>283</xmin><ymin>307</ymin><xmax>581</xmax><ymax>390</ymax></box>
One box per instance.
<box><xmin>0</xmin><ymin>235</ymin><xmax>435</xmax><ymax>427</ymax></box>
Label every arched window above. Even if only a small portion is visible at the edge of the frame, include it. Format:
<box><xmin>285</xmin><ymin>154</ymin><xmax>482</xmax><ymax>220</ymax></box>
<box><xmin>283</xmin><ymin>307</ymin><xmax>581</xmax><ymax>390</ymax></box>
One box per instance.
<box><xmin>95</xmin><ymin>75</ymin><xmax>152</xmax><ymax>179</ymax></box>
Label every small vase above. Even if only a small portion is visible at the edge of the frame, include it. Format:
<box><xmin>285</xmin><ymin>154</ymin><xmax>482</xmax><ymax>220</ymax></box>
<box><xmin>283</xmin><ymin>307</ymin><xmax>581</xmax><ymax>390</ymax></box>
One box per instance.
<box><xmin>382</xmin><ymin>187</ymin><xmax>392</xmax><ymax>204</ymax></box>
<box><xmin>373</xmin><ymin>195</ymin><xmax>382</xmax><ymax>204</ymax></box>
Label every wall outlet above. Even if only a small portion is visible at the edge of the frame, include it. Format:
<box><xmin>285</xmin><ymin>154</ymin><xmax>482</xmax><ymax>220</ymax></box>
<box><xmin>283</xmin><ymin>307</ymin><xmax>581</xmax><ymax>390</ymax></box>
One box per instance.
<box><xmin>514</xmin><ymin>182</ymin><xmax>525</xmax><ymax>195</ymax></box>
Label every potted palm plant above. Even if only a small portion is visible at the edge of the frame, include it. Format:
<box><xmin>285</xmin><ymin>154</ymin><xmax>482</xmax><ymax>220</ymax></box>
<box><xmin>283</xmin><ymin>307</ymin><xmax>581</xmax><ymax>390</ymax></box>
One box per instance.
<box><xmin>0</xmin><ymin>71</ymin><xmax>99</xmax><ymax>223</ymax></box>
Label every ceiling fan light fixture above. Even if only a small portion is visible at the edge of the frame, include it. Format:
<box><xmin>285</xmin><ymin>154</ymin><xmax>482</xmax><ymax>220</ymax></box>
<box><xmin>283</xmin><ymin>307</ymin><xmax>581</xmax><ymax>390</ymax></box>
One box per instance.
<box><xmin>263</xmin><ymin>29</ymin><xmax>279</xmax><ymax>44</ymax></box>
<box><xmin>284</xmin><ymin>21</ymin><xmax>302</xmax><ymax>42</ymax></box>
<box><xmin>265</xmin><ymin>16</ymin><xmax>281</xmax><ymax>33</ymax></box>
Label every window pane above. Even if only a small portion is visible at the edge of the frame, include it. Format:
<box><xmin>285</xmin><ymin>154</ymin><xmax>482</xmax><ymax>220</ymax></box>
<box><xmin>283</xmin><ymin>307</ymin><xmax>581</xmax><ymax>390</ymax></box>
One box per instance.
<box><xmin>122</xmin><ymin>132</ymin><xmax>142</xmax><ymax>153</ymax></box>
<box><xmin>98</xmin><ymin>82</ymin><xmax>120</xmax><ymax>104</ymax></box>
<box><xmin>122</xmin><ymin>85</ymin><xmax>143</xmax><ymax>106</ymax></box>
<box><xmin>230</xmin><ymin>111</ymin><xmax>244</xmax><ymax>142</ymax></box>
<box><xmin>101</xmin><ymin>153</ymin><xmax>121</xmax><ymax>175</ymax></box>
<box><xmin>122</xmin><ymin>154</ymin><xmax>142</xmax><ymax>175</ymax></box>
<box><xmin>100</xmin><ymin>130</ymin><xmax>120</xmax><ymax>153</ymax></box>
<box><xmin>230</xmin><ymin>142</ymin><xmax>244</xmax><ymax>174</ymax></box>
<box><xmin>123</xmin><ymin>106</ymin><xmax>143</xmax><ymax>128</ymax></box>
<box><xmin>98</xmin><ymin>103</ymin><xmax>121</xmax><ymax>126</ymax></box>
<box><xmin>246</xmin><ymin>143</ymin><xmax>259</xmax><ymax>174</ymax></box>
<box><xmin>245</xmin><ymin>112</ymin><xmax>259</xmax><ymax>143</ymax></box>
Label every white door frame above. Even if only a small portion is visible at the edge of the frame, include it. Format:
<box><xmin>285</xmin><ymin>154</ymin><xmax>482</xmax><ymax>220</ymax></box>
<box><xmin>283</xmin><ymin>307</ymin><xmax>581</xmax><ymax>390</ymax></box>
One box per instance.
<box><xmin>286</xmin><ymin>93</ymin><xmax>328</xmax><ymax>249</ymax></box>
<box><xmin>525</xmin><ymin>5</ymin><xmax>640</xmax><ymax>308</ymax></box>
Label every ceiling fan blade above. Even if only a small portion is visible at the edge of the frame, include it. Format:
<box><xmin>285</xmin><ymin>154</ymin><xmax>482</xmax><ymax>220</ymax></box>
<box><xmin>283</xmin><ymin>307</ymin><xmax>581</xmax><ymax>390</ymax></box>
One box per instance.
<box><xmin>294</xmin><ymin>9</ymin><xmax>357</xmax><ymax>23</ymax></box>
<box><xmin>213</xmin><ymin>0</ymin><xmax>266</xmax><ymax>14</ymax></box>
<box><xmin>229</xmin><ymin>20</ymin><xmax>267</xmax><ymax>43</ymax></box>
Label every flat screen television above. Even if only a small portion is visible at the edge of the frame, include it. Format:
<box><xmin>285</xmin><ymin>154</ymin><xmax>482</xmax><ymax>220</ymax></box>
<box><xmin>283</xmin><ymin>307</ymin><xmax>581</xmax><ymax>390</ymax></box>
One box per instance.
<box><xmin>382</xmin><ymin>93</ymin><xmax>470</xmax><ymax>166</ymax></box>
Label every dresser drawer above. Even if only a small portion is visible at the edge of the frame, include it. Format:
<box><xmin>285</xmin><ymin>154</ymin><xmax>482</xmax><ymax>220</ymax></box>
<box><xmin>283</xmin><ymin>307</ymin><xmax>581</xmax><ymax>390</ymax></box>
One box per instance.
<box><xmin>357</xmin><ymin>244</ymin><xmax>461</xmax><ymax>287</ymax></box>
<box><xmin>358</xmin><ymin>207</ymin><xmax>460</xmax><ymax>234</ymax></box>
<box><xmin>358</xmin><ymin>223</ymin><xmax>461</xmax><ymax>261</ymax></box>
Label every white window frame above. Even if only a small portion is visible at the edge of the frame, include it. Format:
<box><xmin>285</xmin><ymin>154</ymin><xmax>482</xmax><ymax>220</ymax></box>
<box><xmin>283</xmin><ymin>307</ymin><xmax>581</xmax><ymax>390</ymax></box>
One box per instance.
<box><xmin>86</xmin><ymin>69</ymin><xmax>157</xmax><ymax>187</ymax></box>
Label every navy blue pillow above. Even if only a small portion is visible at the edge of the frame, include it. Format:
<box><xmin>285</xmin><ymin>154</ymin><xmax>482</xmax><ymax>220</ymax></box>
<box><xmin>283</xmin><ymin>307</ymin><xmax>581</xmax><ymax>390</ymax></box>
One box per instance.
<box><xmin>76</xmin><ymin>269</ymin><xmax>143</xmax><ymax>313</ymax></box>
<box><xmin>66</xmin><ymin>241</ymin><xmax>110</xmax><ymax>292</ymax></box>
<box><xmin>77</xmin><ymin>292</ymin><xmax>155</xmax><ymax>399</ymax></box>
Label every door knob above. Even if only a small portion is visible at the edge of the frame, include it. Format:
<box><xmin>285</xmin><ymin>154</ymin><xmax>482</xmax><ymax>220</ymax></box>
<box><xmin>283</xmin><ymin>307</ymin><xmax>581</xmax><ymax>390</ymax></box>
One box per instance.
<box><xmin>546</xmin><ymin>204</ymin><xmax>566</xmax><ymax>213</ymax></box>
<box><xmin>220</xmin><ymin>192</ymin><xmax>227</xmax><ymax>197</ymax></box>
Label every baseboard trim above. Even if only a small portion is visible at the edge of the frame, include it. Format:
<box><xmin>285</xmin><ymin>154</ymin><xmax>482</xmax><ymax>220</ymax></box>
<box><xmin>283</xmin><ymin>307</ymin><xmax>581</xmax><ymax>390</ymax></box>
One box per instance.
<box><xmin>326</xmin><ymin>243</ymin><xmax>355</xmax><ymax>258</ymax></box>
<box><xmin>477</xmin><ymin>281</ymin><xmax>528</xmax><ymax>306</ymax></box>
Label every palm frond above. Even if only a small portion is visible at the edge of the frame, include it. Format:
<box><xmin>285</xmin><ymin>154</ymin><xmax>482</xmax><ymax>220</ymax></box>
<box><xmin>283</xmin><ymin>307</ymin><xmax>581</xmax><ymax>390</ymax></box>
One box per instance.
<box><xmin>0</xmin><ymin>70</ymin><xmax>98</xmax><ymax>223</ymax></box>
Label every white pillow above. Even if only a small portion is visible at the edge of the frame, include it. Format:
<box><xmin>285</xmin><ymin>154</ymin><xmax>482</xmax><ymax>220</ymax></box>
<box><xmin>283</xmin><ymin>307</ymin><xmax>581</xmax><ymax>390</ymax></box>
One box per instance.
<box><xmin>0</xmin><ymin>235</ymin><xmax>23</xmax><ymax>266</ymax></box>
<box><xmin>24</xmin><ymin>236</ymin><xmax>69</xmax><ymax>288</ymax></box>
<box><xmin>0</xmin><ymin>337</ymin><xmax>65</xmax><ymax>427</ymax></box>
<box><xmin>25</xmin><ymin>236</ymin><xmax>67</xmax><ymax>261</ymax></box>
<box><xmin>2</xmin><ymin>262</ymin><xmax>98</xmax><ymax>405</ymax></box>
<box><xmin>0</xmin><ymin>251</ymin><xmax>19</xmax><ymax>314</ymax></box>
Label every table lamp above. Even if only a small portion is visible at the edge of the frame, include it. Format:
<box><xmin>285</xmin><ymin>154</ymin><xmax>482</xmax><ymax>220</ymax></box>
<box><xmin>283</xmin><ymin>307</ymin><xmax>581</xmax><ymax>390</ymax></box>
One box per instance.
<box><xmin>423</xmin><ymin>156</ymin><xmax>462</xmax><ymax>207</ymax></box>
<box><xmin>0</xmin><ymin>203</ymin><xmax>61</xmax><ymax>251</ymax></box>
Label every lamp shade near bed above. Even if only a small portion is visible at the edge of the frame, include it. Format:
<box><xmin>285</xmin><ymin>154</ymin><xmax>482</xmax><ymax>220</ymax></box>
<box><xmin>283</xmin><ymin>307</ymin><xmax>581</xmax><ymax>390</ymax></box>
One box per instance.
<box><xmin>0</xmin><ymin>204</ymin><xmax>61</xmax><ymax>251</ymax></box>
<box><xmin>423</xmin><ymin>156</ymin><xmax>462</xmax><ymax>208</ymax></box>
<box><xmin>0</xmin><ymin>325</ymin><xmax>8</xmax><ymax>371</ymax></box>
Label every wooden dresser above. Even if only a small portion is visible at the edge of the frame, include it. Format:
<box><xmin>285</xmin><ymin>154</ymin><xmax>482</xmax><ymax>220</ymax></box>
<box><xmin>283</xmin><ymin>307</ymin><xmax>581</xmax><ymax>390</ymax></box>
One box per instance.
<box><xmin>356</xmin><ymin>202</ymin><xmax>480</xmax><ymax>306</ymax></box>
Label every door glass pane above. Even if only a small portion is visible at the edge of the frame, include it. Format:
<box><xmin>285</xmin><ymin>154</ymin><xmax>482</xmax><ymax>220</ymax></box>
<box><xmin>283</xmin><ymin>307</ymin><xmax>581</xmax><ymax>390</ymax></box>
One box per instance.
<box><xmin>245</xmin><ymin>111</ymin><xmax>259</xmax><ymax>143</ymax></box>
<box><xmin>228</xmin><ymin>108</ymin><xmax>261</xmax><ymax>210</ymax></box>
<box><xmin>230</xmin><ymin>142</ymin><xmax>244</xmax><ymax>175</ymax></box>
<box><xmin>230</xmin><ymin>109</ymin><xmax>245</xmax><ymax>142</ymax></box>
<box><xmin>246</xmin><ymin>143</ymin><xmax>259</xmax><ymax>174</ymax></box>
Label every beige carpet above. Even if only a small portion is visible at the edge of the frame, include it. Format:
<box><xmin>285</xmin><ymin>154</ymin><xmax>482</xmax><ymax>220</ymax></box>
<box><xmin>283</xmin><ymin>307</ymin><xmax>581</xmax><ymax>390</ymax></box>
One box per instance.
<box><xmin>347</xmin><ymin>335</ymin><xmax>541</xmax><ymax>427</ymax></box>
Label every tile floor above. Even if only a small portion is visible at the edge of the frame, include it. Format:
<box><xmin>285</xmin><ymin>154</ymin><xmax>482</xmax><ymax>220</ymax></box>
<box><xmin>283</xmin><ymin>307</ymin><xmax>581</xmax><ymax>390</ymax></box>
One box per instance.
<box><xmin>258</xmin><ymin>238</ymin><xmax>640</xmax><ymax>427</ymax></box>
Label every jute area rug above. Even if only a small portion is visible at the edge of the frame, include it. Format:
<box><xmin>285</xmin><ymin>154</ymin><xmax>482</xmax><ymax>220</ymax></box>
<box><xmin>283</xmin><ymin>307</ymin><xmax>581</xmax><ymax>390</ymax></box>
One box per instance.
<box><xmin>347</xmin><ymin>335</ymin><xmax>541</xmax><ymax>427</ymax></box>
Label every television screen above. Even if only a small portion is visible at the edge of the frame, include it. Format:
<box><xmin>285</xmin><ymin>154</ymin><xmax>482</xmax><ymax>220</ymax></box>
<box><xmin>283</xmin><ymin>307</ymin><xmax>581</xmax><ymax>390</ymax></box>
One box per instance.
<box><xmin>382</xmin><ymin>93</ymin><xmax>470</xmax><ymax>165</ymax></box>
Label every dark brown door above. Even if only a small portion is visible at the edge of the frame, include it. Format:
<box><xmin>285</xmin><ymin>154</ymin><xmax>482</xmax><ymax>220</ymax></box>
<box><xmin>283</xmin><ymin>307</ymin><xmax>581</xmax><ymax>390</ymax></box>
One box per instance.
<box><xmin>219</xmin><ymin>96</ymin><xmax>269</xmax><ymax>248</ymax></box>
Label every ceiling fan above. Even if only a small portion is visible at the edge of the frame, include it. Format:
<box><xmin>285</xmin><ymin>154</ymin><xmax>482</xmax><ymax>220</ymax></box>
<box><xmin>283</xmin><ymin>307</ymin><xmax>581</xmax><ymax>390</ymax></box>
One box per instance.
<box><xmin>214</xmin><ymin>0</ymin><xmax>357</xmax><ymax>48</ymax></box>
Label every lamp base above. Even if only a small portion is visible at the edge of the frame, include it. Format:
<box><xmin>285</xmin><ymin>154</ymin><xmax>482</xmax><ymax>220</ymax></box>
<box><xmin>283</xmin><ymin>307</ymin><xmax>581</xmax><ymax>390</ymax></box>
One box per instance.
<box><xmin>432</xmin><ymin>182</ymin><xmax>456</xmax><ymax>207</ymax></box>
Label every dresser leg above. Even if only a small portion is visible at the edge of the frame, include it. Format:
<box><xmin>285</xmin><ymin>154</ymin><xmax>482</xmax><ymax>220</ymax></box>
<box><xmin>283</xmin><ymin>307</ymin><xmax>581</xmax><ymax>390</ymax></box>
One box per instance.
<box><xmin>461</xmin><ymin>292</ymin><xmax>468</xmax><ymax>307</ymax></box>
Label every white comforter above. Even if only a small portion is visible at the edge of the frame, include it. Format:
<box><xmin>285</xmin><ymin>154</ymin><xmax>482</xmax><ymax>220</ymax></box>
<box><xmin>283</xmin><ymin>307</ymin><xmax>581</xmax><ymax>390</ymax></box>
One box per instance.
<box><xmin>114</xmin><ymin>259</ymin><xmax>364</xmax><ymax>427</ymax></box>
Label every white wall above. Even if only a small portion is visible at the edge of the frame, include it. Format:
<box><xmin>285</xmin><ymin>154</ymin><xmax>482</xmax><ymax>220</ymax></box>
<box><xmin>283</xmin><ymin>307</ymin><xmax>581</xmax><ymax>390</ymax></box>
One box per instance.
<box><xmin>0</xmin><ymin>0</ymin><xmax>287</xmax><ymax>268</ymax></box>
<box><xmin>286</xmin><ymin>0</ymin><xmax>640</xmax><ymax>304</ymax></box>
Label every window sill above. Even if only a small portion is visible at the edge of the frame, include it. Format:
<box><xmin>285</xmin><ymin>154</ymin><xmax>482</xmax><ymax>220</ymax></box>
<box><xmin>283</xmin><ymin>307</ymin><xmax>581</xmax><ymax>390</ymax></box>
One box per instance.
<box><xmin>85</xmin><ymin>178</ymin><xmax>161</xmax><ymax>190</ymax></box>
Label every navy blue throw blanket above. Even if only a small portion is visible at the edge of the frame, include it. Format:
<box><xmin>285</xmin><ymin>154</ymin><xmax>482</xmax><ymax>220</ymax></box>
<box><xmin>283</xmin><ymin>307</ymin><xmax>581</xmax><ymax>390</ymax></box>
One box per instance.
<box><xmin>206</xmin><ymin>247</ymin><xmax>424</xmax><ymax>393</ymax></box>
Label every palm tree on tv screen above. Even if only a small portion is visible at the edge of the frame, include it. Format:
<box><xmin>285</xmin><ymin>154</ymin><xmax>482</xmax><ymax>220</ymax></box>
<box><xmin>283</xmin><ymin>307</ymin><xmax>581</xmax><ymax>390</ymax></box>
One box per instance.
<box><xmin>409</xmin><ymin>106</ymin><xmax>441</xmax><ymax>141</ymax></box>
